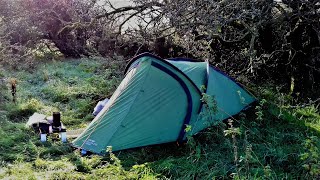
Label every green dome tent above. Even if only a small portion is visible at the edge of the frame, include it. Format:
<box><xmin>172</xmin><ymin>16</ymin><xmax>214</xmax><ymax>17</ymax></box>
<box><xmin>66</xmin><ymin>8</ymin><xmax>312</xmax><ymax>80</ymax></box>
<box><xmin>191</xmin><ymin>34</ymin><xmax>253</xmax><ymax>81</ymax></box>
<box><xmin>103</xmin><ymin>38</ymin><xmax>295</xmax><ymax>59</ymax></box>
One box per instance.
<box><xmin>72</xmin><ymin>53</ymin><xmax>255</xmax><ymax>154</ymax></box>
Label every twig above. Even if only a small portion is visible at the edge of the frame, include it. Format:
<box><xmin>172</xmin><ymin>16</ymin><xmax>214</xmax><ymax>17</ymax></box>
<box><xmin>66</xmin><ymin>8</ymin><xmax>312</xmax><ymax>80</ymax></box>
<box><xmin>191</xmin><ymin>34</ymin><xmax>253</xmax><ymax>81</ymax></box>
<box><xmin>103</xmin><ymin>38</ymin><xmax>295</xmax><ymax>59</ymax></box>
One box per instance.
<box><xmin>287</xmin><ymin>98</ymin><xmax>320</xmax><ymax>108</ymax></box>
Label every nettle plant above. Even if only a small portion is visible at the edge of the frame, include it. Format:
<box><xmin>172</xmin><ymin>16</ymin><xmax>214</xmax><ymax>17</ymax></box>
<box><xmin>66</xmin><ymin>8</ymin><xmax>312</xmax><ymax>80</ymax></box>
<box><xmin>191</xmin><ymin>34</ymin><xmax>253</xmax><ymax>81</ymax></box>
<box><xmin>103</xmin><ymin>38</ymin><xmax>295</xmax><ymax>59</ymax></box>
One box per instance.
<box><xmin>185</xmin><ymin>86</ymin><xmax>218</xmax><ymax>135</ymax></box>
<box><xmin>185</xmin><ymin>89</ymin><xmax>218</xmax><ymax>147</ymax></box>
<box><xmin>255</xmin><ymin>99</ymin><xmax>267</xmax><ymax>124</ymax></box>
<box><xmin>199</xmin><ymin>85</ymin><xmax>219</xmax><ymax>125</ymax></box>
<box><xmin>183</xmin><ymin>91</ymin><xmax>219</xmax><ymax>162</ymax></box>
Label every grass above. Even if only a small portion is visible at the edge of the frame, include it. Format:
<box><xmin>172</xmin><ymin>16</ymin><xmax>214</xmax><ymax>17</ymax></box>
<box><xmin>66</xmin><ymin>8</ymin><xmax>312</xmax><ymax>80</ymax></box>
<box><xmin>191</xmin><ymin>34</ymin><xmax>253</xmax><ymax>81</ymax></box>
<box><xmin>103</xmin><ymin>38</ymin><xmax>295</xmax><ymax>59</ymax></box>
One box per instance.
<box><xmin>0</xmin><ymin>58</ymin><xmax>319</xmax><ymax>179</ymax></box>
<box><xmin>1</xmin><ymin>57</ymin><xmax>123</xmax><ymax>127</ymax></box>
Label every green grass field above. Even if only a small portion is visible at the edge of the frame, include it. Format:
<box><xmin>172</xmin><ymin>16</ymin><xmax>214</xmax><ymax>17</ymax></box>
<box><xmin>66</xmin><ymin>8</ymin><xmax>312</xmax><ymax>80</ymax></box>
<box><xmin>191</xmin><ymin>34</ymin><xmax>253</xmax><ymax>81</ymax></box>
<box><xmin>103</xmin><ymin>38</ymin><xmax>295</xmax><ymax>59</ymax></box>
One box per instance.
<box><xmin>0</xmin><ymin>57</ymin><xmax>319</xmax><ymax>179</ymax></box>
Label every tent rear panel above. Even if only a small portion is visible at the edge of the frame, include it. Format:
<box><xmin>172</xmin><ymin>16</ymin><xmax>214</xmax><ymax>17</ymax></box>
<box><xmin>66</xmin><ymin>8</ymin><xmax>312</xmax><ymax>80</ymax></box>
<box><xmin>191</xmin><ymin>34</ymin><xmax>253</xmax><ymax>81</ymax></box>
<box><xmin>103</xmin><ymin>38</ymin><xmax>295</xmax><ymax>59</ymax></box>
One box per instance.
<box><xmin>191</xmin><ymin>66</ymin><xmax>255</xmax><ymax>133</ymax></box>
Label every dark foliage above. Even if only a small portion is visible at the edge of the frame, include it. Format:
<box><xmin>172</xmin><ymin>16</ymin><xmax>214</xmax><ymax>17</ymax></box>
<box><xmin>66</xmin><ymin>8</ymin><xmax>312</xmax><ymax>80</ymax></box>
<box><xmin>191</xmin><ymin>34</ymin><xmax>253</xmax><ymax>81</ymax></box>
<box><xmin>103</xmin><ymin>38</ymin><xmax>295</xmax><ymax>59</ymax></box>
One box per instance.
<box><xmin>0</xmin><ymin>0</ymin><xmax>319</xmax><ymax>99</ymax></box>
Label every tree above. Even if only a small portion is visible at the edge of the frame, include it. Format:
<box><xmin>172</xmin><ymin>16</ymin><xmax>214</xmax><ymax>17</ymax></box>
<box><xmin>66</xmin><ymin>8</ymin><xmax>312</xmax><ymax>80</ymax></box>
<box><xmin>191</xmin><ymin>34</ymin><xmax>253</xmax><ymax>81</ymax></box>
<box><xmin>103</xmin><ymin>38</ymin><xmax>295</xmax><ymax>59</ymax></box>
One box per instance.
<box><xmin>0</xmin><ymin>0</ymin><xmax>319</xmax><ymax>98</ymax></box>
<box><xmin>94</xmin><ymin>0</ymin><xmax>320</xmax><ymax>98</ymax></box>
<box><xmin>0</xmin><ymin>0</ymin><xmax>114</xmax><ymax>61</ymax></box>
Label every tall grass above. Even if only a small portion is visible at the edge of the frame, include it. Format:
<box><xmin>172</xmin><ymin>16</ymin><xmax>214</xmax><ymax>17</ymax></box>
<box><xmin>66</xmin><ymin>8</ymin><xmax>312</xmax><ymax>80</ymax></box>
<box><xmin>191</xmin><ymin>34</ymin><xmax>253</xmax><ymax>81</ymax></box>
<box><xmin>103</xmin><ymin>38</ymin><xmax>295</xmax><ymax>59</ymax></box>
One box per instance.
<box><xmin>0</xmin><ymin>58</ymin><xmax>319</xmax><ymax>179</ymax></box>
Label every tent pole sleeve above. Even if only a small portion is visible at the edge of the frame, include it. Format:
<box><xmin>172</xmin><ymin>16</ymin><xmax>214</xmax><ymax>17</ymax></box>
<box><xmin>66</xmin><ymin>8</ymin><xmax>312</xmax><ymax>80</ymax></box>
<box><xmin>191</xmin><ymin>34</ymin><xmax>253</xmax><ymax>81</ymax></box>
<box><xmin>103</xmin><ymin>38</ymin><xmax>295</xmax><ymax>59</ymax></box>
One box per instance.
<box><xmin>125</xmin><ymin>52</ymin><xmax>202</xmax><ymax>96</ymax></box>
<box><xmin>151</xmin><ymin>62</ymin><xmax>192</xmax><ymax>142</ymax></box>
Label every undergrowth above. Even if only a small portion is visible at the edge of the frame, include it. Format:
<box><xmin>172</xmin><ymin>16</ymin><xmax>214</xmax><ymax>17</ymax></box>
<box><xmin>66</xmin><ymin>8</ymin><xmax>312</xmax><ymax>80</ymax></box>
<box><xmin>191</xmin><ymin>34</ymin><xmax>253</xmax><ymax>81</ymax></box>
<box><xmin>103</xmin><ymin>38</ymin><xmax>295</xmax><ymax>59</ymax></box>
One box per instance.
<box><xmin>0</xmin><ymin>58</ymin><xmax>319</xmax><ymax>179</ymax></box>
